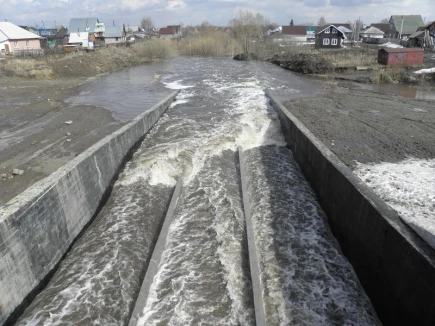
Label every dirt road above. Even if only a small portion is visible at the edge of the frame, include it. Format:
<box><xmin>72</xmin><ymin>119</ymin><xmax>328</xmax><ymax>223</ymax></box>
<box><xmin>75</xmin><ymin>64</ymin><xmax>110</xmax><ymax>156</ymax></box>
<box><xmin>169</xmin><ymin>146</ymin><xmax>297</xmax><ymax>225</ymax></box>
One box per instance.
<box><xmin>283</xmin><ymin>83</ymin><xmax>435</xmax><ymax>168</ymax></box>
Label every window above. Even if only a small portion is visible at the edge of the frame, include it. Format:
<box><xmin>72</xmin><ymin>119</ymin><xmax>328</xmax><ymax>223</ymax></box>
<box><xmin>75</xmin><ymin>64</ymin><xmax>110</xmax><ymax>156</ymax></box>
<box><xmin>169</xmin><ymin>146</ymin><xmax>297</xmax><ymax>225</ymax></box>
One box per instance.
<box><xmin>331</xmin><ymin>38</ymin><xmax>338</xmax><ymax>45</ymax></box>
<box><xmin>115</xmin><ymin>37</ymin><xmax>119</xmax><ymax>41</ymax></box>
<box><xmin>14</xmin><ymin>41</ymin><xmax>18</xmax><ymax>48</ymax></box>
<box><xmin>325</xmin><ymin>28</ymin><xmax>330</xmax><ymax>34</ymax></box>
<box><xmin>332</xmin><ymin>28</ymin><xmax>337</xmax><ymax>34</ymax></box>
<box><xmin>323</xmin><ymin>38</ymin><xmax>330</xmax><ymax>45</ymax></box>
<box><xmin>26</xmin><ymin>40</ymin><xmax>29</xmax><ymax>47</ymax></box>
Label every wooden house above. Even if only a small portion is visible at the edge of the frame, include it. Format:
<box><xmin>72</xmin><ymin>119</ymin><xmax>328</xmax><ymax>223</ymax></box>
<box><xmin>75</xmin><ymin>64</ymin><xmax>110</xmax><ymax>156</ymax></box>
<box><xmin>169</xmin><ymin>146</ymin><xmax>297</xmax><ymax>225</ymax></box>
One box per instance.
<box><xmin>315</xmin><ymin>25</ymin><xmax>346</xmax><ymax>49</ymax></box>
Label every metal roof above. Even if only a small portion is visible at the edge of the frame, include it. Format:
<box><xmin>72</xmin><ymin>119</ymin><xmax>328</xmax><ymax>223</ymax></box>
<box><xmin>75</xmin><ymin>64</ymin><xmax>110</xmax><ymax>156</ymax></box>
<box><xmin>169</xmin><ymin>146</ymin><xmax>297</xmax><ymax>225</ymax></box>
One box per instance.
<box><xmin>104</xmin><ymin>26</ymin><xmax>123</xmax><ymax>38</ymax></box>
<box><xmin>369</xmin><ymin>23</ymin><xmax>389</xmax><ymax>33</ymax></box>
<box><xmin>390</xmin><ymin>15</ymin><xmax>424</xmax><ymax>35</ymax></box>
<box><xmin>282</xmin><ymin>26</ymin><xmax>306</xmax><ymax>36</ymax></box>
<box><xmin>68</xmin><ymin>18</ymin><xmax>99</xmax><ymax>34</ymax></box>
<box><xmin>159</xmin><ymin>27</ymin><xmax>175</xmax><ymax>35</ymax></box>
<box><xmin>316</xmin><ymin>25</ymin><xmax>347</xmax><ymax>39</ymax></box>
<box><xmin>0</xmin><ymin>22</ymin><xmax>41</xmax><ymax>42</ymax></box>
<box><xmin>408</xmin><ymin>31</ymin><xmax>425</xmax><ymax>39</ymax></box>
<box><xmin>379</xmin><ymin>47</ymin><xmax>424</xmax><ymax>53</ymax></box>
<box><xmin>361</xmin><ymin>26</ymin><xmax>384</xmax><ymax>35</ymax></box>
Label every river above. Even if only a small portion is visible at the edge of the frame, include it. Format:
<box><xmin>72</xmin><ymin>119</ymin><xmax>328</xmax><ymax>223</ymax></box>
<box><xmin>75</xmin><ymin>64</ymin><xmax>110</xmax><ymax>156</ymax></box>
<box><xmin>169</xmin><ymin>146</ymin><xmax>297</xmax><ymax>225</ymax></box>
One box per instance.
<box><xmin>16</xmin><ymin>57</ymin><xmax>379</xmax><ymax>326</ymax></box>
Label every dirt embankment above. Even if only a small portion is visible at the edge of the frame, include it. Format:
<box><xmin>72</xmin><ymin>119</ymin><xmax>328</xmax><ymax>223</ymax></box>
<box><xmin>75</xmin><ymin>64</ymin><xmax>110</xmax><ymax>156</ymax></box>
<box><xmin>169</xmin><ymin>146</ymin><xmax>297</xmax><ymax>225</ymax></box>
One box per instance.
<box><xmin>0</xmin><ymin>47</ymin><xmax>149</xmax><ymax>79</ymax></box>
<box><xmin>283</xmin><ymin>84</ymin><xmax>435</xmax><ymax>168</ymax></box>
<box><xmin>267</xmin><ymin>52</ymin><xmax>332</xmax><ymax>74</ymax></box>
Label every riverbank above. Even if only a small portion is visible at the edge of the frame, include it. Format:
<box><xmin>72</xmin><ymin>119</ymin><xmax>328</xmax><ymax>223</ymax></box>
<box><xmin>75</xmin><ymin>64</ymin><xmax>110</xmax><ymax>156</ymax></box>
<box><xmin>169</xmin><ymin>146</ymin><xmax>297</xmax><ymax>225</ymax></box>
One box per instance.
<box><xmin>0</xmin><ymin>40</ymin><xmax>175</xmax><ymax>79</ymax></box>
<box><xmin>282</xmin><ymin>83</ymin><xmax>435</xmax><ymax>168</ymax></box>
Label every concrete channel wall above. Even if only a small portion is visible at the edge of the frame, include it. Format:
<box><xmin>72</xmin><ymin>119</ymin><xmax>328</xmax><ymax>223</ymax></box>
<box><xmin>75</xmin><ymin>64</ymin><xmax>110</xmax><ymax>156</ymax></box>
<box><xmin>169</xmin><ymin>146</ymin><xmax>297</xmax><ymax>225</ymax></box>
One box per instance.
<box><xmin>0</xmin><ymin>91</ymin><xmax>179</xmax><ymax>325</ymax></box>
<box><xmin>266</xmin><ymin>90</ymin><xmax>435</xmax><ymax>326</ymax></box>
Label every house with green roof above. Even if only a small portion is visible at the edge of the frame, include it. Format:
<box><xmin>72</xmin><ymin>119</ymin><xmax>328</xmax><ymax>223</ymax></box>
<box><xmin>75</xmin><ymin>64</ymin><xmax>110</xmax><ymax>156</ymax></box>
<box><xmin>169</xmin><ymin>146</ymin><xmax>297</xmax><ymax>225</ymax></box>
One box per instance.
<box><xmin>388</xmin><ymin>15</ymin><xmax>424</xmax><ymax>39</ymax></box>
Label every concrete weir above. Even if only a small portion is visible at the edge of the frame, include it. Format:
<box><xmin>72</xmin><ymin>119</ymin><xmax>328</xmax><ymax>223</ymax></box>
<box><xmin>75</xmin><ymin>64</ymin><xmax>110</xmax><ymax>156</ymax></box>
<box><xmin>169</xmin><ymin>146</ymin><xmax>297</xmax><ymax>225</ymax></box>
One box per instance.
<box><xmin>0</xmin><ymin>91</ymin><xmax>179</xmax><ymax>325</ymax></box>
<box><xmin>265</xmin><ymin>89</ymin><xmax>435</xmax><ymax>326</ymax></box>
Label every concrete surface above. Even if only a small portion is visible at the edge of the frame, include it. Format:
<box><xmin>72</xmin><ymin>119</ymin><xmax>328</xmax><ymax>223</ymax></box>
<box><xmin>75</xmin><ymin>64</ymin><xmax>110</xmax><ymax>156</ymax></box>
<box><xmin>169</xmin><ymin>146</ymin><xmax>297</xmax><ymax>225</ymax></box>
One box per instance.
<box><xmin>0</xmin><ymin>91</ymin><xmax>179</xmax><ymax>325</ymax></box>
<box><xmin>239</xmin><ymin>149</ymin><xmax>267</xmax><ymax>326</ymax></box>
<box><xmin>128</xmin><ymin>177</ymin><xmax>183</xmax><ymax>326</ymax></box>
<box><xmin>266</xmin><ymin>89</ymin><xmax>435</xmax><ymax>326</ymax></box>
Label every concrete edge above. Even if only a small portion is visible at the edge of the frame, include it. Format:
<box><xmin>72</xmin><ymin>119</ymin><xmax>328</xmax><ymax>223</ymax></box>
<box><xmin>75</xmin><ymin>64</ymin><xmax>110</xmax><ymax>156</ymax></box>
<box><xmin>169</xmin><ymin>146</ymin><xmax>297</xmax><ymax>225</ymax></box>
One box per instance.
<box><xmin>238</xmin><ymin>149</ymin><xmax>267</xmax><ymax>326</ymax></box>
<box><xmin>0</xmin><ymin>91</ymin><xmax>179</xmax><ymax>325</ymax></box>
<box><xmin>128</xmin><ymin>177</ymin><xmax>183</xmax><ymax>326</ymax></box>
<box><xmin>0</xmin><ymin>91</ymin><xmax>179</xmax><ymax>220</ymax></box>
<box><xmin>265</xmin><ymin>89</ymin><xmax>435</xmax><ymax>262</ymax></box>
<box><xmin>265</xmin><ymin>89</ymin><xmax>435</xmax><ymax>325</ymax></box>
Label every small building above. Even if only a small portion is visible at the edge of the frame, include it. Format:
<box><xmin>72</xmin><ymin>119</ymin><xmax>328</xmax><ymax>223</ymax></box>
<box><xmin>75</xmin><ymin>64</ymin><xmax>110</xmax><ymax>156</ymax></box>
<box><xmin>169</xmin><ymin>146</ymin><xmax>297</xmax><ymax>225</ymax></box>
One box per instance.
<box><xmin>368</xmin><ymin>23</ymin><xmax>389</xmax><ymax>34</ymax></box>
<box><xmin>68</xmin><ymin>18</ymin><xmax>105</xmax><ymax>49</ymax></box>
<box><xmin>159</xmin><ymin>26</ymin><xmax>177</xmax><ymax>39</ymax></box>
<box><xmin>378</xmin><ymin>48</ymin><xmax>424</xmax><ymax>65</ymax></box>
<box><xmin>408</xmin><ymin>31</ymin><xmax>425</xmax><ymax>47</ymax></box>
<box><xmin>336</xmin><ymin>25</ymin><xmax>352</xmax><ymax>40</ymax></box>
<box><xmin>315</xmin><ymin>25</ymin><xmax>346</xmax><ymax>49</ymax></box>
<box><xmin>361</xmin><ymin>26</ymin><xmax>384</xmax><ymax>39</ymax></box>
<box><xmin>417</xmin><ymin>21</ymin><xmax>435</xmax><ymax>50</ymax></box>
<box><xmin>387</xmin><ymin>15</ymin><xmax>424</xmax><ymax>39</ymax></box>
<box><xmin>281</xmin><ymin>26</ymin><xmax>308</xmax><ymax>42</ymax></box>
<box><xmin>0</xmin><ymin>22</ymin><xmax>41</xmax><ymax>54</ymax></box>
<box><xmin>103</xmin><ymin>26</ymin><xmax>125</xmax><ymax>45</ymax></box>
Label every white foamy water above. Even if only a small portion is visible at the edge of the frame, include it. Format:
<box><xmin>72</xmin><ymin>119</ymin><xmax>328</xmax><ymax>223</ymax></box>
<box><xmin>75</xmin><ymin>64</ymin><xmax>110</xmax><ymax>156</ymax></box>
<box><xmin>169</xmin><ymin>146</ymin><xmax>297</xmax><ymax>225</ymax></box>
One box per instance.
<box><xmin>243</xmin><ymin>146</ymin><xmax>380</xmax><ymax>325</ymax></box>
<box><xmin>17</xmin><ymin>57</ymin><xmax>378</xmax><ymax>325</ymax></box>
<box><xmin>355</xmin><ymin>158</ymin><xmax>435</xmax><ymax>249</ymax></box>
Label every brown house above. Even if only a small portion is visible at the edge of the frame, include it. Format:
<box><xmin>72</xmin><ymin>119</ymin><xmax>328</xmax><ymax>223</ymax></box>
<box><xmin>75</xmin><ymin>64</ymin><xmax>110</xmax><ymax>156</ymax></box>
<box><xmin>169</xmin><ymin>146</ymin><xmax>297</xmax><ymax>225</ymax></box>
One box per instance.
<box><xmin>281</xmin><ymin>26</ymin><xmax>307</xmax><ymax>42</ymax></box>
<box><xmin>378</xmin><ymin>48</ymin><xmax>424</xmax><ymax>65</ymax></box>
<box><xmin>315</xmin><ymin>25</ymin><xmax>346</xmax><ymax>49</ymax></box>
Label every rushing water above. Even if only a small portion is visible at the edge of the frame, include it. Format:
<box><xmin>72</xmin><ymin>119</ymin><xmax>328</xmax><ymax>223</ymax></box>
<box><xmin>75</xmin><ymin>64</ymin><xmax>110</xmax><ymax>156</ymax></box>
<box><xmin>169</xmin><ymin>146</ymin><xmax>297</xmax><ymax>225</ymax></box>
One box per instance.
<box><xmin>17</xmin><ymin>57</ymin><xmax>379</xmax><ymax>325</ymax></box>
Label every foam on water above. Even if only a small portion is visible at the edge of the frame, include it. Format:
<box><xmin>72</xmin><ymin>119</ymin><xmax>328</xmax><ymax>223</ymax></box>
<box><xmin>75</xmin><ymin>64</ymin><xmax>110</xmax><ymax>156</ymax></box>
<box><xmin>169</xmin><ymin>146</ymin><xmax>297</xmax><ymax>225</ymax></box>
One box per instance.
<box><xmin>17</xmin><ymin>57</ymin><xmax>377</xmax><ymax>325</ymax></box>
<box><xmin>355</xmin><ymin>158</ymin><xmax>435</xmax><ymax>249</ymax></box>
<box><xmin>243</xmin><ymin>146</ymin><xmax>380</xmax><ymax>325</ymax></box>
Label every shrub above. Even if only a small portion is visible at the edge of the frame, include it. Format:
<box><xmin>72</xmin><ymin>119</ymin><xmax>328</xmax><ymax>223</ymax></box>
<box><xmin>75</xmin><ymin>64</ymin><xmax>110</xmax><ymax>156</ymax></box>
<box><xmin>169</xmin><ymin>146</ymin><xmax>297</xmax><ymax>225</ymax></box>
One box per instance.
<box><xmin>132</xmin><ymin>39</ymin><xmax>176</xmax><ymax>59</ymax></box>
<box><xmin>179</xmin><ymin>31</ymin><xmax>243</xmax><ymax>57</ymax></box>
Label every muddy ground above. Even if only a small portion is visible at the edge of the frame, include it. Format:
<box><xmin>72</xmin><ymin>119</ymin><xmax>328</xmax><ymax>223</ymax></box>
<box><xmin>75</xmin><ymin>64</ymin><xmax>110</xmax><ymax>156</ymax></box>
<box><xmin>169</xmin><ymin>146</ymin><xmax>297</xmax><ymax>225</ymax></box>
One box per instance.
<box><xmin>0</xmin><ymin>72</ymin><xmax>125</xmax><ymax>205</ymax></box>
<box><xmin>283</xmin><ymin>83</ymin><xmax>435</xmax><ymax>168</ymax></box>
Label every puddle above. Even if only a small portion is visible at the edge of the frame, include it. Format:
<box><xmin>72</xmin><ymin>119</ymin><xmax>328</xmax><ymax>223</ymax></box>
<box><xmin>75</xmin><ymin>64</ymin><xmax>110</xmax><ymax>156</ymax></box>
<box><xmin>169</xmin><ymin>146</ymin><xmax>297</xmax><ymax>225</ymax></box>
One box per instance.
<box><xmin>357</xmin><ymin>83</ymin><xmax>435</xmax><ymax>100</ymax></box>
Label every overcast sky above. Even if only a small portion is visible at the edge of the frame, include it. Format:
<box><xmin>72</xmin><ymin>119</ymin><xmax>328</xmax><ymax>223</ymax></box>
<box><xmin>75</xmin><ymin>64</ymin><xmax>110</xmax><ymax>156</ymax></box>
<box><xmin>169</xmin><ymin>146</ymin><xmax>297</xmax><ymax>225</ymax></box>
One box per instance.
<box><xmin>1</xmin><ymin>0</ymin><xmax>434</xmax><ymax>29</ymax></box>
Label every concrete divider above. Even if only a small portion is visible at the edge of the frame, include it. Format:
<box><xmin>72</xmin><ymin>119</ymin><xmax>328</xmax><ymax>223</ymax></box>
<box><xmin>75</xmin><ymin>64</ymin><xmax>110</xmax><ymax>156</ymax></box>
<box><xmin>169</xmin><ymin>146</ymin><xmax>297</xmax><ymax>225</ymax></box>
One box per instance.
<box><xmin>129</xmin><ymin>177</ymin><xmax>183</xmax><ymax>326</ymax></box>
<box><xmin>238</xmin><ymin>149</ymin><xmax>267</xmax><ymax>326</ymax></box>
<box><xmin>265</xmin><ymin>89</ymin><xmax>435</xmax><ymax>326</ymax></box>
<box><xmin>0</xmin><ymin>91</ymin><xmax>179</xmax><ymax>325</ymax></box>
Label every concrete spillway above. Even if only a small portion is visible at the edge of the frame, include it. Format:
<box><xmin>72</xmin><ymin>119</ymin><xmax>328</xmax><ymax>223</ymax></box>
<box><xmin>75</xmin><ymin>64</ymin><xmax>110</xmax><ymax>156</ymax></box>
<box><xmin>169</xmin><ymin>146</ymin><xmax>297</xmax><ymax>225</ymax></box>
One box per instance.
<box><xmin>0</xmin><ymin>91</ymin><xmax>179</xmax><ymax>325</ymax></box>
<box><xmin>265</xmin><ymin>89</ymin><xmax>435</xmax><ymax>326</ymax></box>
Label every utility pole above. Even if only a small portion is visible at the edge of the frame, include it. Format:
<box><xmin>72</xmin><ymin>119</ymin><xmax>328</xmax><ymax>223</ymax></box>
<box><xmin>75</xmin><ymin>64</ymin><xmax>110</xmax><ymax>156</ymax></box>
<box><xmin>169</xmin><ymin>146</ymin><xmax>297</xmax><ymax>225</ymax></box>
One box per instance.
<box><xmin>399</xmin><ymin>15</ymin><xmax>404</xmax><ymax>40</ymax></box>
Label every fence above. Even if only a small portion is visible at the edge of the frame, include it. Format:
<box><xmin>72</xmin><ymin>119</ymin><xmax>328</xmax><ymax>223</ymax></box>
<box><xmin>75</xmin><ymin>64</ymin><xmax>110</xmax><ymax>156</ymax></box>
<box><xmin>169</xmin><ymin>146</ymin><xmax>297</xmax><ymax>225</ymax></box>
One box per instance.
<box><xmin>13</xmin><ymin>49</ymin><xmax>44</xmax><ymax>57</ymax></box>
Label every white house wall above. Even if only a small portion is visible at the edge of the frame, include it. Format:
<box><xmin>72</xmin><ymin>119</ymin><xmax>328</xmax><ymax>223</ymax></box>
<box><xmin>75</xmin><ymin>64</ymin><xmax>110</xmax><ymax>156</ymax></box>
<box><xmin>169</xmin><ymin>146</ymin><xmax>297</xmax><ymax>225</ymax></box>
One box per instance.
<box><xmin>0</xmin><ymin>40</ymin><xmax>10</xmax><ymax>52</ymax></box>
<box><xmin>105</xmin><ymin>37</ymin><xmax>125</xmax><ymax>45</ymax></box>
<box><xmin>69</xmin><ymin>32</ymin><xmax>89</xmax><ymax>48</ymax></box>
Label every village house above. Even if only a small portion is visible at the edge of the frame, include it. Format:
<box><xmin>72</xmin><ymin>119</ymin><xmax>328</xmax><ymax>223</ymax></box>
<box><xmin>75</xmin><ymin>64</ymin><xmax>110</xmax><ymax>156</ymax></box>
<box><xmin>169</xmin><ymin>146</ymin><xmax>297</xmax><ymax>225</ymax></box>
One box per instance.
<box><xmin>315</xmin><ymin>24</ymin><xmax>346</xmax><ymax>49</ymax></box>
<box><xmin>68</xmin><ymin>18</ymin><xmax>105</xmax><ymax>49</ymax></box>
<box><xmin>360</xmin><ymin>26</ymin><xmax>385</xmax><ymax>39</ymax></box>
<box><xmin>281</xmin><ymin>26</ymin><xmax>308</xmax><ymax>42</ymax></box>
<box><xmin>0</xmin><ymin>22</ymin><xmax>41</xmax><ymax>54</ymax></box>
<box><xmin>367</xmin><ymin>23</ymin><xmax>389</xmax><ymax>34</ymax></box>
<box><xmin>387</xmin><ymin>15</ymin><xmax>424</xmax><ymax>39</ymax></box>
<box><xmin>159</xmin><ymin>25</ymin><xmax>182</xmax><ymax>39</ymax></box>
<box><xmin>416</xmin><ymin>21</ymin><xmax>435</xmax><ymax>50</ymax></box>
<box><xmin>103</xmin><ymin>26</ymin><xmax>125</xmax><ymax>45</ymax></box>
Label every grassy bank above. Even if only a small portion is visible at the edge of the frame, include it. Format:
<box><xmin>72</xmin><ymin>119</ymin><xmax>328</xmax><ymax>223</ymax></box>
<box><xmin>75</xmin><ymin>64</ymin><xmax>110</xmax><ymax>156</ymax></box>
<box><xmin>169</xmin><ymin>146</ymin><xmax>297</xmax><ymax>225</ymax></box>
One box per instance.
<box><xmin>0</xmin><ymin>39</ymin><xmax>175</xmax><ymax>79</ymax></box>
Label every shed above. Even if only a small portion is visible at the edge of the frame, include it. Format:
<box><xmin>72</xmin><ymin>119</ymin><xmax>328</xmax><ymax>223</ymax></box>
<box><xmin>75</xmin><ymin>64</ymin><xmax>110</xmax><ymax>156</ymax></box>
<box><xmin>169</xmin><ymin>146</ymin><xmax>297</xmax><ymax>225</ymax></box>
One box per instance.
<box><xmin>378</xmin><ymin>48</ymin><xmax>424</xmax><ymax>65</ymax></box>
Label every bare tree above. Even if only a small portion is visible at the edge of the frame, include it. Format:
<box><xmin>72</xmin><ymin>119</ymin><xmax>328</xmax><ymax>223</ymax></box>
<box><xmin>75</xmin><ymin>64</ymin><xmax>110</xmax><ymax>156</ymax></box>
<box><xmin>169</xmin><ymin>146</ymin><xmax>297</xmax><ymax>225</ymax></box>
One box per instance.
<box><xmin>317</xmin><ymin>16</ymin><xmax>327</xmax><ymax>26</ymax></box>
<box><xmin>229</xmin><ymin>9</ymin><xmax>265</xmax><ymax>53</ymax></box>
<box><xmin>141</xmin><ymin>17</ymin><xmax>155</xmax><ymax>33</ymax></box>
